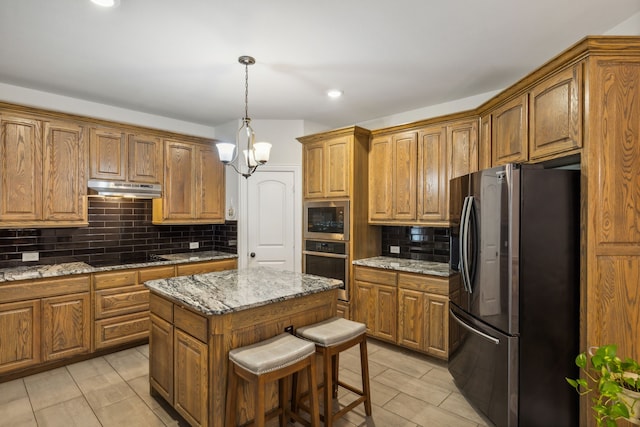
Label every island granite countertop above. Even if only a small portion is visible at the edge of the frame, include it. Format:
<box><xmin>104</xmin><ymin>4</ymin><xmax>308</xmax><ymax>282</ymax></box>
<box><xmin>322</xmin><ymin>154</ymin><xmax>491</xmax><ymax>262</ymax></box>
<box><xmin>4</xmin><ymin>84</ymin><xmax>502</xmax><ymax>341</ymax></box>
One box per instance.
<box><xmin>0</xmin><ymin>250</ymin><xmax>238</xmax><ymax>283</ymax></box>
<box><xmin>144</xmin><ymin>267</ymin><xmax>342</xmax><ymax>316</ymax></box>
<box><xmin>352</xmin><ymin>256</ymin><xmax>455</xmax><ymax>277</ymax></box>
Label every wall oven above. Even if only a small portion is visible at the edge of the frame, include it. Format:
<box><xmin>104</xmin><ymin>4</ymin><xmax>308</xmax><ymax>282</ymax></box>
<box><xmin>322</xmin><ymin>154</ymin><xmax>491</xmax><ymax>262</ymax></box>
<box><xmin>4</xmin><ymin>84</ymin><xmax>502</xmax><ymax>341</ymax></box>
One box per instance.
<box><xmin>304</xmin><ymin>200</ymin><xmax>349</xmax><ymax>241</ymax></box>
<box><xmin>303</xmin><ymin>240</ymin><xmax>349</xmax><ymax>301</ymax></box>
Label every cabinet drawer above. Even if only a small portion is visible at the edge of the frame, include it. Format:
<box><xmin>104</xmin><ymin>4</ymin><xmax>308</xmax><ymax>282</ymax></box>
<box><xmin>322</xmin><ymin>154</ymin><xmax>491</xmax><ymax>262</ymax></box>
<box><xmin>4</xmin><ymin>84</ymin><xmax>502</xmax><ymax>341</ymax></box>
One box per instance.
<box><xmin>93</xmin><ymin>270</ymin><xmax>137</xmax><ymax>290</ymax></box>
<box><xmin>354</xmin><ymin>266</ymin><xmax>397</xmax><ymax>286</ymax></box>
<box><xmin>95</xmin><ymin>285</ymin><xmax>149</xmax><ymax>319</ymax></box>
<box><xmin>174</xmin><ymin>305</ymin><xmax>208</xmax><ymax>343</ymax></box>
<box><xmin>139</xmin><ymin>266</ymin><xmax>175</xmax><ymax>283</ymax></box>
<box><xmin>150</xmin><ymin>293</ymin><xmax>173</xmax><ymax>323</ymax></box>
<box><xmin>176</xmin><ymin>259</ymin><xmax>236</xmax><ymax>276</ymax></box>
<box><xmin>398</xmin><ymin>273</ymin><xmax>450</xmax><ymax>295</ymax></box>
<box><xmin>94</xmin><ymin>311</ymin><xmax>149</xmax><ymax>350</ymax></box>
<box><xmin>0</xmin><ymin>275</ymin><xmax>90</xmax><ymax>304</ymax></box>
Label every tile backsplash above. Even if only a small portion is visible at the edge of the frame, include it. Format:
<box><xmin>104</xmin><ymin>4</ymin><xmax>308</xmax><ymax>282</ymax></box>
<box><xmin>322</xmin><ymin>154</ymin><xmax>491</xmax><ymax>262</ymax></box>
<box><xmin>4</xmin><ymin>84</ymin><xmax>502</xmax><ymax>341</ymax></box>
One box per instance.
<box><xmin>0</xmin><ymin>197</ymin><xmax>237</xmax><ymax>268</ymax></box>
<box><xmin>381</xmin><ymin>226</ymin><xmax>450</xmax><ymax>263</ymax></box>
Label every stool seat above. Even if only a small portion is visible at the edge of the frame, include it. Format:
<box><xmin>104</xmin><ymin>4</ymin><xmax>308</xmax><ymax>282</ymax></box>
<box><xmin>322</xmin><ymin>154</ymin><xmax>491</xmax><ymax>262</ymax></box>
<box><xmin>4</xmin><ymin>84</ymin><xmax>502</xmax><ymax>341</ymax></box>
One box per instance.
<box><xmin>296</xmin><ymin>317</ymin><xmax>366</xmax><ymax>347</ymax></box>
<box><xmin>229</xmin><ymin>333</ymin><xmax>316</xmax><ymax>374</ymax></box>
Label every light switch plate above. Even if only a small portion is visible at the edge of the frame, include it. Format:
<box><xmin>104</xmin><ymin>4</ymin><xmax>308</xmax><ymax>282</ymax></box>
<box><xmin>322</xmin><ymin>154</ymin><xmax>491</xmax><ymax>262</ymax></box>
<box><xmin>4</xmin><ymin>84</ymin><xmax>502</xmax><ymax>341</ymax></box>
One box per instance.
<box><xmin>22</xmin><ymin>252</ymin><xmax>39</xmax><ymax>262</ymax></box>
<box><xmin>390</xmin><ymin>245</ymin><xmax>400</xmax><ymax>254</ymax></box>
<box><xmin>189</xmin><ymin>242</ymin><xmax>199</xmax><ymax>249</ymax></box>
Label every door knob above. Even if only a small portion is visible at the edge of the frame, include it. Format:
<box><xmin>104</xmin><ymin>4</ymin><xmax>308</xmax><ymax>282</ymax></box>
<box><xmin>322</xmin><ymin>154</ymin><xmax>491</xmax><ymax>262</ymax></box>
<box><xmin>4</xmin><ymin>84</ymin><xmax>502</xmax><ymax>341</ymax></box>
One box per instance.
<box><xmin>250</xmin><ymin>252</ymin><xmax>256</xmax><ymax>258</ymax></box>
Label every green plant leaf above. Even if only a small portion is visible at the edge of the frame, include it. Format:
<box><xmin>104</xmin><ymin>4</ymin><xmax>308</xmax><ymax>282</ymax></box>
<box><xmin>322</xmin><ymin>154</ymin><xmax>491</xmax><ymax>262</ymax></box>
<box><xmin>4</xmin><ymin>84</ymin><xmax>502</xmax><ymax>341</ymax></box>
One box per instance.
<box><xmin>576</xmin><ymin>352</ymin><xmax>587</xmax><ymax>369</ymax></box>
<box><xmin>610</xmin><ymin>401</ymin><xmax>630</xmax><ymax>418</ymax></box>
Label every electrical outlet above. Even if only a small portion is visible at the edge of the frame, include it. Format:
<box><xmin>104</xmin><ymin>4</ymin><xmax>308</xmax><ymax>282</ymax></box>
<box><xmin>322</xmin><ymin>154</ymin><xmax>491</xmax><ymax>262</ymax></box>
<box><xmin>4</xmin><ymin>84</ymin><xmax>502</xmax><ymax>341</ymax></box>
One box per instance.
<box><xmin>228</xmin><ymin>240</ymin><xmax>237</xmax><ymax>247</ymax></box>
<box><xmin>284</xmin><ymin>325</ymin><xmax>293</xmax><ymax>334</ymax></box>
<box><xmin>390</xmin><ymin>245</ymin><xmax>400</xmax><ymax>254</ymax></box>
<box><xmin>189</xmin><ymin>242</ymin><xmax>199</xmax><ymax>249</ymax></box>
<box><xmin>22</xmin><ymin>252</ymin><xmax>39</xmax><ymax>262</ymax></box>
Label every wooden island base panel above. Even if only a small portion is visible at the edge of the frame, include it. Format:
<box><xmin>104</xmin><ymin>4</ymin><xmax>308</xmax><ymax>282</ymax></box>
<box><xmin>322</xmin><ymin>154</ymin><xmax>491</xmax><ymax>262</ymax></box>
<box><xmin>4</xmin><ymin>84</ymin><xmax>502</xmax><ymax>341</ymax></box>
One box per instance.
<box><xmin>145</xmin><ymin>267</ymin><xmax>341</xmax><ymax>427</ymax></box>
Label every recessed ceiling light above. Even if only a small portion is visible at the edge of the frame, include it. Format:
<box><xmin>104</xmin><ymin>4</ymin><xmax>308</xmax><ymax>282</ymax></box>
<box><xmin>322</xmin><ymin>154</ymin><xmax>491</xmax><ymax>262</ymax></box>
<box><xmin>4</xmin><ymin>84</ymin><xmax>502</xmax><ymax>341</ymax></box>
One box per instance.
<box><xmin>327</xmin><ymin>89</ymin><xmax>343</xmax><ymax>99</ymax></box>
<box><xmin>91</xmin><ymin>0</ymin><xmax>119</xmax><ymax>7</ymax></box>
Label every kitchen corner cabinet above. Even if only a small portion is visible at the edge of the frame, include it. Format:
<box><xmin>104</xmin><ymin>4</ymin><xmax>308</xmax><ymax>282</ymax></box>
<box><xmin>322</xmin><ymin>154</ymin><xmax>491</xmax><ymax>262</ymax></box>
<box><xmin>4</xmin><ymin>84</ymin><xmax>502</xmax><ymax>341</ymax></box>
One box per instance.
<box><xmin>354</xmin><ymin>265</ymin><xmax>455</xmax><ymax>360</ymax></box>
<box><xmin>491</xmin><ymin>94</ymin><xmax>528</xmax><ymax>166</ymax></box>
<box><xmin>0</xmin><ymin>275</ymin><xmax>91</xmax><ymax>375</ymax></box>
<box><xmin>302</xmin><ymin>135</ymin><xmax>350</xmax><ymax>199</ymax></box>
<box><xmin>89</xmin><ymin>129</ymin><xmax>163</xmax><ymax>184</ymax></box>
<box><xmin>153</xmin><ymin>139</ymin><xmax>224</xmax><ymax>225</ymax></box>
<box><xmin>0</xmin><ymin>114</ymin><xmax>88</xmax><ymax>227</ymax></box>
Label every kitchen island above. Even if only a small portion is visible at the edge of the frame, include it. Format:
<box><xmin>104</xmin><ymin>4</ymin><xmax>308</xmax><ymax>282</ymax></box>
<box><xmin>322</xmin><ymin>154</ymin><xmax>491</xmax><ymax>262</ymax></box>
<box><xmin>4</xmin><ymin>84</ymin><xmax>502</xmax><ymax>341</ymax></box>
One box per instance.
<box><xmin>144</xmin><ymin>267</ymin><xmax>341</xmax><ymax>427</ymax></box>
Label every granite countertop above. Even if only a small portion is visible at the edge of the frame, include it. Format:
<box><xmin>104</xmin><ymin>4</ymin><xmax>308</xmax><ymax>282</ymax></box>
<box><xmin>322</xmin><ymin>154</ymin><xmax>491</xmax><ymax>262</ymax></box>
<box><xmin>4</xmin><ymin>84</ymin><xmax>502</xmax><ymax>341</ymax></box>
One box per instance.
<box><xmin>352</xmin><ymin>256</ymin><xmax>455</xmax><ymax>277</ymax></box>
<box><xmin>144</xmin><ymin>267</ymin><xmax>342</xmax><ymax>316</ymax></box>
<box><xmin>0</xmin><ymin>251</ymin><xmax>238</xmax><ymax>283</ymax></box>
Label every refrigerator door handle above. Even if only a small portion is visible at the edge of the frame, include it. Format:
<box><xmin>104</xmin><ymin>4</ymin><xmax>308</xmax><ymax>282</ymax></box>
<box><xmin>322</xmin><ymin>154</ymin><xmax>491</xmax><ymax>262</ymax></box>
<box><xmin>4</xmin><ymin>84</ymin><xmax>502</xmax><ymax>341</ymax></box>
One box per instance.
<box><xmin>459</xmin><ymin>196</ymin><xmax>469</xmax><ymax>291</ymax></box>
<box><xmin>450</xmin><ymin>308</ymin><xmax>500</xmax><ymax>345</ymax></box>
<box><xmin>460</xmin><ymin>196</ymin><xmax>474</xmax><ymax>294</ymax></box>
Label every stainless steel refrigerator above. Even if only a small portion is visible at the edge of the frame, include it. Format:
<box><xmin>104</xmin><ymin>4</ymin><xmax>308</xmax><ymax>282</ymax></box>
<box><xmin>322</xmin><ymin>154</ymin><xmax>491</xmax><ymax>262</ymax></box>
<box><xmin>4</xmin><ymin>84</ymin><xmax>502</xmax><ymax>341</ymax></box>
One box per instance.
<box><xmin>448</xmin><ymin>164</ymin><xmax>579</xmax><ymax>427</ymax></box>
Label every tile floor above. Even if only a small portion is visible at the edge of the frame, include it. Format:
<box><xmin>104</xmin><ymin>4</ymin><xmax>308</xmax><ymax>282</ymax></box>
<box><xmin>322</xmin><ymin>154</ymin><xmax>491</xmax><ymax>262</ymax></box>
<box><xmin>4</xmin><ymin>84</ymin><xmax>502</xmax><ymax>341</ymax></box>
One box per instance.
<box><xmin>0</xmin><ymin>339</ymin><xmax>490</xmax><ymax>426</ymax></box>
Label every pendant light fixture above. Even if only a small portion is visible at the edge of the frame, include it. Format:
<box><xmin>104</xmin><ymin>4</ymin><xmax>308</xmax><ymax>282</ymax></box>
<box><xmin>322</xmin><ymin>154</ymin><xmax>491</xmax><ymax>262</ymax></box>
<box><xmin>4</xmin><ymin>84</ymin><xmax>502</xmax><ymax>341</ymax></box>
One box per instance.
<box><xmin>216</xmin><ymin>56</ymin><xmax>272</xmax><ymax>178</ymax></box>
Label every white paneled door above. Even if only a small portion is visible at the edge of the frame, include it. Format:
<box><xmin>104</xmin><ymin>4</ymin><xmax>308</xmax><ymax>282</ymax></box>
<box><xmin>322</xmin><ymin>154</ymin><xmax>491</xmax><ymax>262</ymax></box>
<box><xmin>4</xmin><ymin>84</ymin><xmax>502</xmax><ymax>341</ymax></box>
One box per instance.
<box><xmin>246</xmin><ymin>169</ymin><xmax>296</xmax><ymax>271</ymax></box>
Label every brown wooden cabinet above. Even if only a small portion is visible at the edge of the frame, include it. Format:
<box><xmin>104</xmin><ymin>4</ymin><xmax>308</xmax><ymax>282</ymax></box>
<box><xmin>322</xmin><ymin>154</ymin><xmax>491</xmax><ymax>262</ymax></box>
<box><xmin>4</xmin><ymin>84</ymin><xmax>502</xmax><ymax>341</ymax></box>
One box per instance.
<box><xmin>153</xmin><ymin>139</ymin><xmax>224</xmax><ymax>224</ymax></box>
<box><xmin>447</xmin><ymin>119</ymin><xmax>478</xmax><ymax>180</ymax></box>
<box><xmin>368</xmin><ymin>134</ymin><xmax>393</xmax><ymax>220</ymax></box>
<box><xmin>42</xmin><ymin>292</ymin><xmax>91</xmax><ymax>361</ymax></box>
<box><xmin>479</xmin><ymin>114</ymin><xmax>492</xmax><ymax>170</ymax></box>
<box><xmin>174</xmin><ymin>328</ymin><xmax>209</xmax><ymax>427</ymax></box>
<box><xmin>0</xmin><ymin>300</ymin><xmax>41</xmax><ymax>374</ymax></box>
<box><xmin>90</xmin><ymin>129</ymin><xmax>163</xmax><ymax>184</ymax></box>
<box><xmin>491</xmin><ymin>94</ymin><xmax>528</xmax><ymax>166</ymax></box>
<box><xmin>529</xmin><ymin>64</ymin><xmax>582</xmax><ymax>161</ymax></box>
<box><xmin>417</xmin><ymin>126</ymin><xmax>447</xmax><ymax>222</ymax></box>
<box><xmin>353</xmin><ymin>266</ymin><xmax>397</xmax><ymax>343</ymax></box>
<box><xmin>397</xmin><ymin>288</ymin><xmax>424</xmax><ymax>350</ymax></box>
<box><xmin>0</xmin><ymin>114</ymin><xmax>87</xmax><ymax>227</ymax></box>
<box><xmin>301</xmin><ymin>135</ymin><xmax>350</xmax><ymax>199</ymax></box>
<box><xmin>150</xmin><ymin>312</ymin><xmax>174</xmax><ymax>403</ymax></box>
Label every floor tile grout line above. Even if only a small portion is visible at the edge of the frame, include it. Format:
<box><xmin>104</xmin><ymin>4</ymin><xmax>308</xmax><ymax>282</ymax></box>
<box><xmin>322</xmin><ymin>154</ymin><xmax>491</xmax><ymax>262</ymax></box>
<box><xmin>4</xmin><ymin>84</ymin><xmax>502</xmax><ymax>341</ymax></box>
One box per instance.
<box><xmin>64</xmin><ymin>363</ymin><xmax>106</xmax><ymax>426</ymax></box>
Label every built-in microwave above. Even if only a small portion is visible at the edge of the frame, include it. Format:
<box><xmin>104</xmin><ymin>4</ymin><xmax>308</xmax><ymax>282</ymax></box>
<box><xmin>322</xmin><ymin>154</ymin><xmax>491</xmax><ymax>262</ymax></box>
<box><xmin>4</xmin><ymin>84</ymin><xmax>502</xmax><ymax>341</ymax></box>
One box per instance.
<box><xmin>303</xmin><ymin>200</ymin><xmax>349</xmax><ymax>241</ymax></box>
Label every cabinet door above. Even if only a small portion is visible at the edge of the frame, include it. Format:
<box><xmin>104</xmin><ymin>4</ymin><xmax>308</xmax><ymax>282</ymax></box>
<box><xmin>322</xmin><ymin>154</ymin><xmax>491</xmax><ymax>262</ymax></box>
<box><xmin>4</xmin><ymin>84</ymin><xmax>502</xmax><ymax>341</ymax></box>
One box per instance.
<box><xmin>368</xmin><ymin>135</ymin><xmax>393</xmax><ymax>220</ymax></box>
<box><xmin>0</xmin><ymin>300</ymin><xmax>41</xmax><ymax>374</ymax></box>
<box><xmin>417</xmin><ymin>126</ymin><xmax>447</xmax><ymax>222</ymax></box>
<box><xmin>42</xmin><ymin>293</ymin><xmax>90</xmax><ymax>361</ymax></box>
<box><xmin>150</xmin><ymin>314</ymin><xmax>174</xmax><ymax>404</ymax></box>
<box><xmin>42</xmin><ymin>120</ymin><xmax>87</xmax><ymax>222</ymax></box>
<box><xmin>392</xmin><ymin>131</ymin><xmax>417</xmax><ymax>220</ymax></box>
<box><xmin>353</xmin><ymin>280</ymin><xmax>376</xmax><ymax>335</ymax></box>
<box><xmin>0</xmin><ymin>115</ymin><xmax>42</xmax><ymax>221</ymax></box>
<box><xmin>163</xmin><ymin>140</ymin><xmax>195</xmax><ymax>220</ymax></box>
<box><xmin>447</xmin><ymin>119</ymin><xmax>478</xmax><ymax>180</ymax></box>
<box><xmin>303</xmin><ymin>141</ymin><xmax>325</xmax><ymax>199</ymax></box>
<box><xmin>492</xmin><ymin>94</ymin><xmax>528</xmax><ymax>166</ymax></box>
<box><xmin>195</xmin><ymin>143</ymin><xmax>224</xmax><ymax>221</ymax></box>
<box><xmin>398</xmin><ymin>288</ymin><xmax>424</xmax><ymax>350</ymax></box>
<box><xmin>529</xmin><ymin>64</ymin><xmax>582</xmax><ymax>160</ymax></box>
<box><xmin>325</xmin><ymin>136</ymin><xmax>350</xmax><ymax>197</ymax></box>
<box><xmin>174</xmin><ymin>329</ymin><xmax>208</xmax><ymax>427</ymax></box>
<box><xmin>425</xmin><ymin>294</ymin><xmax>449</xmax><ymax>359</ymax></box>
<box><xmin>376</xmin><ymin>284</ymin><xmax>397</xmax><ymax>343</ymax></box>
<box><xmin>128</xmin><ymin>133</ymin><xmax>163</xmax><ymax>184</ymax></box>
<box><xmin>89</xmin><ymin>128</ymin><xmax>126</xmax><ymax>180</ymax></box>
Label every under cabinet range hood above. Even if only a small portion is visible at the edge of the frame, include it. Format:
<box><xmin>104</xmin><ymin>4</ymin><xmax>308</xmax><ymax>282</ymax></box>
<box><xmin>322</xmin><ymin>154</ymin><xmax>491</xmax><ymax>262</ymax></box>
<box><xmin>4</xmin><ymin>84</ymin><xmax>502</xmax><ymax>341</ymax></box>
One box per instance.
<box><xmin>87</xmin><ymin>180</ymin><xmax>162</xmax><ymax>199</ymax></box>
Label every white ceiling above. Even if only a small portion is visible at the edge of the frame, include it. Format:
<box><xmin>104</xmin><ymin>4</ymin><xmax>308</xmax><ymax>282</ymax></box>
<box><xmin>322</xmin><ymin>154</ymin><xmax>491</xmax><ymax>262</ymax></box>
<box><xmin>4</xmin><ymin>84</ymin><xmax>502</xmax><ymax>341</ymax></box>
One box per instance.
<box><xmin>1</xmin><ymin>0</ymin><xmax>639</xmax><ymax>130</ymax></box>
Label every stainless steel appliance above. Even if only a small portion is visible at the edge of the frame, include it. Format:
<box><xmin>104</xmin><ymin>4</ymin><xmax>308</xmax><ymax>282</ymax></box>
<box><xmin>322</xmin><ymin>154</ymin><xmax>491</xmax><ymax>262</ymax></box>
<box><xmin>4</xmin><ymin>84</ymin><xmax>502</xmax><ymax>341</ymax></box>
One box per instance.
<box><xmin>448</xmin><ymin>164</ymin><xmax>580</xmax><ymax>427</ymax></box>
<box><xmin>303</xmin><ymin>240</ymin><xmax>349</xmax><ymax>301</ymax></box>
<box><xmin>88</xmin><ymin>179</ymin><xmax>162</xmax><ymax>198</ymax></box>
<box><xmin>304</xmin><ymin>200</ymin><xmax>349</xmax><ymax>241</ymax></box>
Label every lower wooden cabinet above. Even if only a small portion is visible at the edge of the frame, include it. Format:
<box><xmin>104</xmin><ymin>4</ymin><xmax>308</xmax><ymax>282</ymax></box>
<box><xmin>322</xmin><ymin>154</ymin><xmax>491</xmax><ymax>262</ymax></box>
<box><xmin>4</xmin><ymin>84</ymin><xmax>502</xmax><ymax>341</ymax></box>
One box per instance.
<box><xmin>0</xmin><ymin>300</ymin><xmax>41</xmax><ymax>374</ymax></box>
<box><xmin>150</xmin><ymin>313</ymin><xmax>174</xmax><ymax>403</ymax></box>
<box><xmin>354</xmin><ymin>265</ymin><xmax>456</xmax><ymax>360</ymax></box>
<box><xmin>174</xmin><ymin>329</ymin><xmax>208</xmax><ymax>427</ymax></box>
<box><xmin>42</xmin><ymin>293</ymin><xmax>91</xmax><ymax>361</ymax></box>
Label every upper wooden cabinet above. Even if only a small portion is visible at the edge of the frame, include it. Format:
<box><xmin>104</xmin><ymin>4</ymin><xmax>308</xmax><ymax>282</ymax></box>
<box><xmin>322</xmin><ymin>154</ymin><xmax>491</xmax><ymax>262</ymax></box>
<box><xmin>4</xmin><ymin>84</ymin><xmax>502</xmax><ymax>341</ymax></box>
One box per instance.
<box><xmin>302</xmin><ymin>134</ymin><xmax>351</xmax><ymax>199</ymax></box>
<box><xmin>0</xmin><ymin>114</ymin><xmax>87</xmax><ymax>227</ymax></box>
<box><xmin>369</xmin><ymin>117</ymin><xmax>477</xmax><ymax>225</ymax></box>
<box><xmin>153</xmin><ymin>139</ymin><xmax>224</xmax><ymax>224</ymax></box>
<box><xmin>529</xmin><ymin>64</ymin><xmax>582</xmax><ymax>161</ymax></box>
<box><xmin>492</xmin><ymin>94</ymin><xmax>528</xmax><ymax>166</ymax></box>
<box><xmin>90</xmin><ymin>129</ymin><xmax>163</xmax><ymax>184</ymax></box>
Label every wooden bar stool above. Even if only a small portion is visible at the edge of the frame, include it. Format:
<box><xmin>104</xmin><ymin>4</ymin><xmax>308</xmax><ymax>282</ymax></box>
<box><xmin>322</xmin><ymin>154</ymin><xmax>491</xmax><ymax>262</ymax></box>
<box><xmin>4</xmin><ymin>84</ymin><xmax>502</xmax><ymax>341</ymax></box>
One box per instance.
<box><xmin>295</xmin><ymin>317</ymin><xmax>372</xmax><ymax>427</ymax></box>
<box><xmin>226</xmin><ymin>333</ymin><xmax>321</xmax><ymax>427</ymax></box>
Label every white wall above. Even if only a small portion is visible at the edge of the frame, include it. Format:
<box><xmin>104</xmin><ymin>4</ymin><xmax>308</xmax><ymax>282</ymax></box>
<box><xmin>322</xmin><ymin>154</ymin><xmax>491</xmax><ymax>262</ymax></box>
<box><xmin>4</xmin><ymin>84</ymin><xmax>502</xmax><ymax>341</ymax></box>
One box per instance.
<box><xmin>0</xmin><ymin>82</ymin><xmax>216</xmax><ymax>138</ymax></box>
<box><xmin>606</xmin><ymin>10</ymin><xmax>640</xmax><ymax>34</ymax></box>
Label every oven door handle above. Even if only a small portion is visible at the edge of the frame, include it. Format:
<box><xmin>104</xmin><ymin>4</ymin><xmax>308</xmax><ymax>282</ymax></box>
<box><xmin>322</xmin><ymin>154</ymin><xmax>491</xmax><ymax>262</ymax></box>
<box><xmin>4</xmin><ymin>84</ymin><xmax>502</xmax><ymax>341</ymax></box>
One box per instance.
<box><xmin>302</xmin><ymin>250</ymin><xmax>348</xmax><ymax>259</ymax></box>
